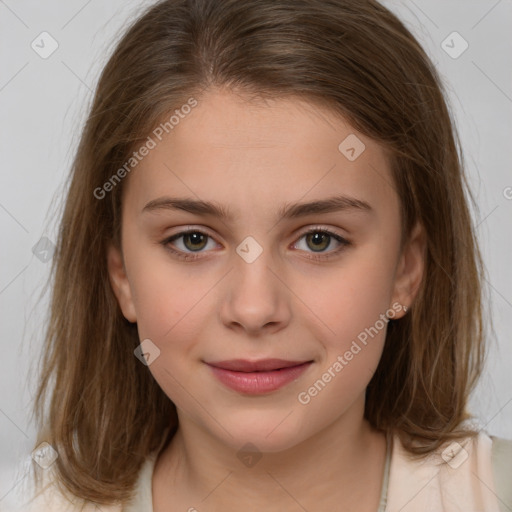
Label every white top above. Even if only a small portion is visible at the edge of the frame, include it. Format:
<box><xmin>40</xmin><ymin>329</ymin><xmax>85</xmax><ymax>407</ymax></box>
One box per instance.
<box><xmin>6</xmin><ymin>430</ymin><xmax>512</xmax><ymax>511</ymax></box>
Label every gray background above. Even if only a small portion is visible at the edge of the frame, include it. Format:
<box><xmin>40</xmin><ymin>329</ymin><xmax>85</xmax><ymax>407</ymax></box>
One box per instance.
<box><xmin>1</xmin><ymin>0</ymin><xmax>511</xmax><ymax>507</ymax></box>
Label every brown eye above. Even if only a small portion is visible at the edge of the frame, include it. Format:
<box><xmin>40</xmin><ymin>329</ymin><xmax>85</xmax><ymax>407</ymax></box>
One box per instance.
<box><xmin>162</xmin><ymin>229</ymin><xmax>218</xmax><ymax>260</ymax></box>
<box><xmin>182</xmin><ymin>232</ymin><xmax>208</xmax><ymax>251</ymax></box>
<box><xmin>305</xmin><ymin>232</ymin><xmax>331</xmax><ymax>252</ymax></box>
<box><xmin>293</xmin><ymin>228</ymin><xmax>351</xmax><ymax>260</ymax></box>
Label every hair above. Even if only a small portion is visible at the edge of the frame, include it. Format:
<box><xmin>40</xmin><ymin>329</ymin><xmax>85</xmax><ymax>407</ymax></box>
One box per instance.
<box><xmin>32</xmin><ymin>0</ymin><xmax>488</xmax><ymax>506</ymax></box>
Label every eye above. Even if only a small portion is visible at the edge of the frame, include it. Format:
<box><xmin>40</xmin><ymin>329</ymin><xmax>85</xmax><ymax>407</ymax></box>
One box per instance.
<box><xmin>161</xmin><ymin>226</ymin><xmax>350</xmax><ymax>261</ymax></box>
<box><xmin>161</xmin><ymin>228</ymin><xmax>219</xmax><ymax>261</ymax></box>
<box><xmin>292</xmin><ymin>227</ymin><xmax>350</xmax><ymax>260</ymax></box>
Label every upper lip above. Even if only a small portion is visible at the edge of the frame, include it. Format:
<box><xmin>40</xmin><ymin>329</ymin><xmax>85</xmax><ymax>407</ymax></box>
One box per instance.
<box><xmin>206</xmin><ymin>359</ymin><xmax>312</xmax><ymax>372</ymax></box>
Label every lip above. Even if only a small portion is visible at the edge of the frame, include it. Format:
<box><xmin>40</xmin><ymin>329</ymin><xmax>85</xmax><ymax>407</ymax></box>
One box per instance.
<box><xmin>206</xmin><ymin>359</ymin><xmax>313</xmax><ymax>394</ymax></box>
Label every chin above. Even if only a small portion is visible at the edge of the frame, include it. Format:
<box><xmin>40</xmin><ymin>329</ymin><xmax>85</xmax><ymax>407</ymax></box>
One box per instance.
<box><xmin>213</xmin><ymin>409</ymin><xmax>310</xmax><ymax>454</ymax></box>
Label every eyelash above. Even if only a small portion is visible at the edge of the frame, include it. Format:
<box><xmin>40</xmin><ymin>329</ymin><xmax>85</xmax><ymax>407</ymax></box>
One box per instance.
<box><xmin>161</xmin><ymin>226</ymin><xmax>351</xmax><ymax>262</ymax></box>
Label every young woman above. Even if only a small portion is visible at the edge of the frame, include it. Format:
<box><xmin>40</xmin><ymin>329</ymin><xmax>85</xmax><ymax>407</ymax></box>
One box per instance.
<box><xmin>12</xmin><ymin>0</ymin><xmax>512</xmax><ymax>511</ymax></box>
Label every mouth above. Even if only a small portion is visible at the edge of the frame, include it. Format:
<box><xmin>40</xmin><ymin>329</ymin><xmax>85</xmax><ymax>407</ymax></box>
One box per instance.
<box><xmin>205</xmin><ymin>359</ymin><xmax>314</xmax><ymax>394</ymax></box>
<box><xmin>207</xmin><ymin>358</ymin><xmax>311</xmax><ymax>372</ymax></box>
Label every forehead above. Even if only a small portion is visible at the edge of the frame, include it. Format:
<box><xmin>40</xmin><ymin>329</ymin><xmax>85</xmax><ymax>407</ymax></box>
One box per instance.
<box><xmin>123</xmin><ymin>88</ymin><xmax>399</xmax><ymax>222</ymax></box>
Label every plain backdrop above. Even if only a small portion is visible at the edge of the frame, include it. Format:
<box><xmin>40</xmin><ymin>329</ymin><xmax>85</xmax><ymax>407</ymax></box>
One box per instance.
<box><xmin>1</xmin><ymin>0</ymin><xmax>511</xmax><ymax>506</ymax></box>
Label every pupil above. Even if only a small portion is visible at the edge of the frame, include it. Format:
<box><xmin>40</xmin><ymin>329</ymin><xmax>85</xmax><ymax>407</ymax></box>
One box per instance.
<box><xmin>186</xmin><ymin>232</ymin><xmax>206</xmax><ymax>251</ymax></box>
<box><xmin>308</xmin><ymin>232</ymin><xmax>329</xmax><ymax>251</ymax></box>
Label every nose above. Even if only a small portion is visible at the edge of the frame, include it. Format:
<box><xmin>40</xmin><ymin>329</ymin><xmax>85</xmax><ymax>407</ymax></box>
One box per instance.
<box><xmin>219</xmin><ymin>242</ymin><xmax>291</xmax><ymax>336</ymax></box>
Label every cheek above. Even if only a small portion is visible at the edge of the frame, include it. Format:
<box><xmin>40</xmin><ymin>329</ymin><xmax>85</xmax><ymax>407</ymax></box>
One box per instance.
<box><xmin>127</xmin><ymin>244</ymin><xmax>207</xmax><ymax>340</ymax></box>
<box><xmin>295</xmin><ymin>288</ymin><xmax>390</xmax><ymax>421</ymax></box>
<box><xmin>128</xmin><ymin>260</ymin><xmax>210</xmax><ymax>405</ymax></box>
<box><xmin>294</xmin><ymin>254</ymin><xmax>396</xmax><ymax>344</ymax></box>
<box><xmin>290</xmin><ymin>248</ymin><xmax>397</xmax><ymax>401</ymax></box>
<box><xmin>127</xmin><ymin>257</ymin><xmax>218</xmax><ymax>404</ymax></box>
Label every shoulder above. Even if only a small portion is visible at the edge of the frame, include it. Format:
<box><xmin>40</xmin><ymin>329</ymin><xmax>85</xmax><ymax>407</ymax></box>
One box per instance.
<box><xmin>4</xmin><ymin>462</ymin><xmax>122</xmax><ymax>512</ymax></box>
<box><xmin>122</xmin><ymin>451</ymin><xmax>158</xmax><ymax>511</ymax></box>
<box><xmin>6</xmin><ymin>430</ymin><xmax>171</xmax><ymax>512</ymax></box>
<box><xmin>489</xmin><ymin>434</ymin><xmax>512</xmax><ymax>512</ymax></box>
<box><xmin>386</xmin><ymin>430</ymin><xmax>511</xmax><ymax>512</ymax></box>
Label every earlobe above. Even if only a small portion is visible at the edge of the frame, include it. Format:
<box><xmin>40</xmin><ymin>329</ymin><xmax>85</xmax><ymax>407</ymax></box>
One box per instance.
<box><xmin>107</xmin><ymin>243</ymin><xmax>137</xmax><ymax>323</ymax></box>
<box><xmin>390</xmin><ymin>221</ymin><xmax>426</xmax><ymax>317</ymax></box>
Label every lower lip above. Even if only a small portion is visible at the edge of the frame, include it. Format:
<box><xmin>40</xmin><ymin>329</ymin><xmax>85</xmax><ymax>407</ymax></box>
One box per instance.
<box><xmin>207</xmin><ymin>362</ymin><xmax>313</xmax><ymax>394</ymax></box>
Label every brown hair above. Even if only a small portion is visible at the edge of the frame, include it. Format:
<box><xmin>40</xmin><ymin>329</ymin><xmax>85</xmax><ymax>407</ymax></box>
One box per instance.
<box><xmin>33</xmin><ymin>0</ymin><xmax>488</xmax><ymax>506</ymax></box>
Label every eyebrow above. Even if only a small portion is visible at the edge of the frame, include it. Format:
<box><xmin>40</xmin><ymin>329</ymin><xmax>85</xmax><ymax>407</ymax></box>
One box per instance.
<box><xmin>141</xmin><ymin>195</ymin><xmax>373</xmax><ymax>220</ymax></box>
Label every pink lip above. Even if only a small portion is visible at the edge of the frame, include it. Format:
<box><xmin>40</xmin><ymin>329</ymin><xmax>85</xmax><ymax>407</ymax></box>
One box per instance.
<box><xmin>206</xmin><ymin>359</ymin><xmax>313</xmax><ymax>394</ymax></box>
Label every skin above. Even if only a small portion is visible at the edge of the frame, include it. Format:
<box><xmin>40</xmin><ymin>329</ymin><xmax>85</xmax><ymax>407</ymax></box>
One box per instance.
<box><xmin>107</xmin><ymin>87</ymin><xmax>426</xmax><ymax>511</ymax></box>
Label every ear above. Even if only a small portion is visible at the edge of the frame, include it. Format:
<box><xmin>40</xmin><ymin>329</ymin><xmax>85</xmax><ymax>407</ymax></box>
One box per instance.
<box><xmin>390</xmin><ymin>221</ymin><xmax>426</xmax><ymax>318</ymax></box>
<box><xmin>107</xmin><ymin>243</ymin><xmax>137</xmax><ymax>323</ymax></box>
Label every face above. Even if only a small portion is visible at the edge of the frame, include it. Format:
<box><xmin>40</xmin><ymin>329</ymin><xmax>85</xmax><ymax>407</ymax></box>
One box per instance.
<box><xmin>108</xmin><ymin>88</ymin><xmax>425</xmax><ymax>453</ymax></box>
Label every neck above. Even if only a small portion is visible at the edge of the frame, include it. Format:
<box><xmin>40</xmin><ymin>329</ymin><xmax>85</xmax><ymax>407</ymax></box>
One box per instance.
<box><xmin>153</xmin><ymin>398</ymin><xmax>388</xmax><ymax>512</ymax></box>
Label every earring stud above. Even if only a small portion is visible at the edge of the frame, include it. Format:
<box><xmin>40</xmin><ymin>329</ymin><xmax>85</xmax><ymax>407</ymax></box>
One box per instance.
<box><xmin>403</xmin><ymin>305</ymin><xmax>408</xmax><ymax>313</ymax></box>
